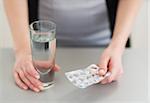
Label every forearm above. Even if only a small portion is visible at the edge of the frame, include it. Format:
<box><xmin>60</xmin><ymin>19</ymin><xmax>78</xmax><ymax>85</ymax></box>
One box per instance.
<box><xmin>4</xmin><ymin>0</ymin><xmax>30</xmax><ymax>55</ymax></box>
<box><xmin>109</xmin><ymin>0</ymin><xmax>143</xmax><ymax>51</ymax></box>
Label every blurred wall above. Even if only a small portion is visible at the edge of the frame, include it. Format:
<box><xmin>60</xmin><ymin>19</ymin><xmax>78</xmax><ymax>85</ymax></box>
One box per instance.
<box><xmin>0</xmin><ymin>0</ymin><xmax>148</xmax><ymax>49</ymax></box>
<box><xmin>148</xmin><ymin>0</ymin><xmax>150</xmax><ymax>102</ymax></box>
<box><xmin>0</xmin><ymin>0</ymin><xmax>13</xmax><ymax>48</ymax></box>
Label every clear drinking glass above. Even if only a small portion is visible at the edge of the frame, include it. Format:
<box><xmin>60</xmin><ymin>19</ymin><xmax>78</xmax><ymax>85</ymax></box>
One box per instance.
<box><xmin>30</xmin><ymin>20</ymin><xmax>56</xmax><ymax>89</ymax></box>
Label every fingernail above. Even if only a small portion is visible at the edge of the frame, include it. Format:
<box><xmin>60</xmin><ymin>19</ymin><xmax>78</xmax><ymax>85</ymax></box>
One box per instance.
<box><xmin>39</xmin><ymin>86</ymin><xmax>44</xmax><ymax>90</ymax></box>
<box><xmin>34</xmin><ymin>88</ymin><xmax>40</xmax><ymax>92</ymax></box>
<box><xmin>100</xmin><ymin>70</ymin><xmax>105</xmax><ymax>75</ymax></box>
<box><xmin>23</xmin><ymin>86</ymin><xmax>28</xmax><ymax>90</ymax></box>
<box><xmin>36</xmin><ymin>75</ymin><xmax>40</xmax><ymax>79</ymax></box>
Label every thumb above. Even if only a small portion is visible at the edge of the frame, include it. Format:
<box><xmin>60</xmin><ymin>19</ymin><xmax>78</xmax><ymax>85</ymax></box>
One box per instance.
<box><xmin>98</xmin><ymin>55</ymin><xmax>110</xmax><ymax>76</ymax></box>
<box><xmin>53</xmin><ymin>64</ymin><xmax>60</xmax><ymax>72</ymax></box>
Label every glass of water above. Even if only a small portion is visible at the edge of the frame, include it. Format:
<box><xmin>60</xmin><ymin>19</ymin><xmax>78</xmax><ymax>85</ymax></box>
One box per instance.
<box><xmin>30</xmin><ymin>20</ymin><xmax>56</xmax><ymax>89</ymax></box>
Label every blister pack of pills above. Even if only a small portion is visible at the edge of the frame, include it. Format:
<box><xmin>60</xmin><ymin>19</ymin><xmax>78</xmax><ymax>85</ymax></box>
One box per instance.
<box><xmin>65</xmin><ymin>64</ymin><xmax>111</xmax><ymax>88</ymax></box>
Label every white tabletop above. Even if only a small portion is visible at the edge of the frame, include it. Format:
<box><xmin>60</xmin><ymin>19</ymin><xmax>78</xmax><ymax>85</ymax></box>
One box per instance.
<box><xmin>0</xmin><ymin>48</ymin><xmax>148</xmax><ymax>103</ymax></box>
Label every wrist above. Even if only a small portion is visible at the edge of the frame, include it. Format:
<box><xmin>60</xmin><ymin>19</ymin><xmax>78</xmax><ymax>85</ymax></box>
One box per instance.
<box><xmin>107</xmin><ymin>43</ymin><xmax>125</xmax><ymax>56</ymax></box>
<box><xmin>15</xmin><ymin>48</ymin><xmax>32</xmax><ymax>58</ymax></box>
<box><xmin>15</xmin><ymin>52</ymin><xmax>32</xmax><ymax>62</ymax></box>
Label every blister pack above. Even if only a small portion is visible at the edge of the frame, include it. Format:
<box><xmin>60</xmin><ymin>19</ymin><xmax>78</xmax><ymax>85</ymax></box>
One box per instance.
<box><xmin>65</xmin><ymin>64</ymin><xmax>111</xmax><ymax>88</ymax></box>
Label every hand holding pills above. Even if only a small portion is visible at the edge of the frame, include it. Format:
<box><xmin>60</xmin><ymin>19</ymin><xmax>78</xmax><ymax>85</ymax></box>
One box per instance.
<box><xmin>65</xmin><ymin>64</ymin><xmax>111</xmax><ymax>88</ymax></box>
<box><xmin>98</xmin><ymin>46</ymin><xmax>124</xmax><ymax>84</ymax></box>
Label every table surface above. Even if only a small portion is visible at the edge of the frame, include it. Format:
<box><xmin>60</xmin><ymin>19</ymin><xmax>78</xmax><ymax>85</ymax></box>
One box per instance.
<box><xmin>0</xmin><ymin>48</ymin><xmax>148</xmax><ymax>103</ymax></box>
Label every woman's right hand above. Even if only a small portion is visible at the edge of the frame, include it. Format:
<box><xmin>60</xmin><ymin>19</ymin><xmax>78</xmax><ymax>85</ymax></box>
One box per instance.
<box><xmin>13</xmin><ymin>52</ymin><xmax>60</xmax><ymax>92</ymax></box>
<box><xmin>13</xmin><ymin>52</ymin><xmax>43</xmax><ymax>92</ymax></box>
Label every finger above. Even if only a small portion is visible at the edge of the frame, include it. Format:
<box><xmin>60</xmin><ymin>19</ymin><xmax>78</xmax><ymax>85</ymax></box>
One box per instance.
<box><xmin>18</xmin><ymin>69</ymin><xmax>40</xmax><ymax>92</ymax></box>
<box><xmin>23</xmin><ymin>70</ymin><xmax>43</xmax><ymax>90</ymax></box>
<box><xmin>101</xmin><ymin>76</ymin><xmax>109</xmax><ymax>84</ymax></box>
<box><xmin>108</xmin><ymin>57</ymin><xmax>124</xmax><ymax>83</ymax></box>
<box><xmin>98</xmin><ymin>55</ymin><xmax>110</xmax><ymax>76</ymax></box>
<box><xmin>13</xmin><ymin>71</ymin><xmax>28</xmax><ymax>90</ymax></box>
<box><xmin>53</xmin><ymin>64</ymin><xmax>60</xmax><ymax>72</ymax></box>
<box><xmin>101</xmin><ymin>79</ymin><xmax>109</xmax><ymax>84</ymax></box>
<box><xmin>107</xmin><ymin>68</ymin><xmax>118</xmax><ymax>83</ymax></box>
<box><xmin>100</xmin><ymin>72</ymin><xmax>111</xmax><ymax>84</ymax></box>
<box><xmin>26</xmin><ymin>63</ymin><xmax>40</xmax><ymax>79</ymax></box>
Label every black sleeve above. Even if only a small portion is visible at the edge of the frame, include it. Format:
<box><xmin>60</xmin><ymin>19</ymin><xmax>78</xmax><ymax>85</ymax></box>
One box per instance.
<box><xmin>28</xmin><ymin>0</ymin><xmax>39</xmax><ymax>24</ymax></box>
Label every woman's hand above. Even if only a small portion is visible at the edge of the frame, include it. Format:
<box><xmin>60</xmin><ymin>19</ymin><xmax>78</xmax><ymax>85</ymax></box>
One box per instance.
<box><xmin>98</xmin><ymin>45</ymin><xmax>124</xmax><ymax>84</ymax></box>
<box><xmin>13</xmin><ymin>52</ymin><xmax>60</xmax><ymax>92</ymax></box>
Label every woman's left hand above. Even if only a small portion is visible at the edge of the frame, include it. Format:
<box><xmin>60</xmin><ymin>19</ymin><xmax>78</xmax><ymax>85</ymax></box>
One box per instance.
<box><xmin>98</xmin><ymin>45</ymin><xmax>124</xmax><ymax>84</ymax></box>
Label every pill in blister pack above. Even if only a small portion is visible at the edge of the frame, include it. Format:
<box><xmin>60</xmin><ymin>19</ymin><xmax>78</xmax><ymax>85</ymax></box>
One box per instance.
<box><xmin>65</xmin><ymin>64</ymin><xmax>111</xmax><ymax>88</ymax></box>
